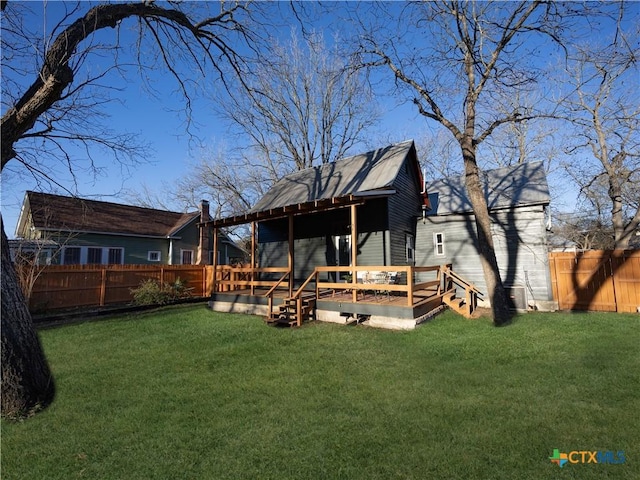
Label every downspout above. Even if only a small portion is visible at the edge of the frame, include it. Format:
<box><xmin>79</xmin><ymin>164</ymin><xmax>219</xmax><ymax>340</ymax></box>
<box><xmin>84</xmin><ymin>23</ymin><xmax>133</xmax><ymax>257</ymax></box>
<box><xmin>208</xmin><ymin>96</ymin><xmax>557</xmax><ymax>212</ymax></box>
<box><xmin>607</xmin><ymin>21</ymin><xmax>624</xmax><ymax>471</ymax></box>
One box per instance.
<box><xmin>168</xmin><ymin>238</ymin><xmax>173</xmax><ymax>265</ymax></box>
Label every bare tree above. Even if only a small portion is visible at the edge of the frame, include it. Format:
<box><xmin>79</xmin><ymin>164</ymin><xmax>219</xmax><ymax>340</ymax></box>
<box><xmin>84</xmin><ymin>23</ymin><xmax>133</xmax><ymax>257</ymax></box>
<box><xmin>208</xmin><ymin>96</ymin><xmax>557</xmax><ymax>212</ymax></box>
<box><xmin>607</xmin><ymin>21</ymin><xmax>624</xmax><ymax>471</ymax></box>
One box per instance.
<box><xmin>552</xmin><ymin>213</ymin><xmax>616</xmax><ymax>251</ymax></box>
<box><xmin>1</xmin><ymin>1</ymin><xmax>257</xmax><ymax>419</ymax></box>
<box><xmin>351</xmin><ymin>1</ymin><xmax>568</xmax><ymax>325</ymax></box>
<box><xmin>561</xmin><ymin>4</ymin><xmax>640</xmax><ymax>249</ymax></box>
<box><xmin>132</xmin><ymin>28</ymin><xmax>381</xmax><ymax>227</ymax></box>
<box><xmin>219</xmin><ymin>28</ymin><xmax>379</xmax><ymax>172</ymax></box>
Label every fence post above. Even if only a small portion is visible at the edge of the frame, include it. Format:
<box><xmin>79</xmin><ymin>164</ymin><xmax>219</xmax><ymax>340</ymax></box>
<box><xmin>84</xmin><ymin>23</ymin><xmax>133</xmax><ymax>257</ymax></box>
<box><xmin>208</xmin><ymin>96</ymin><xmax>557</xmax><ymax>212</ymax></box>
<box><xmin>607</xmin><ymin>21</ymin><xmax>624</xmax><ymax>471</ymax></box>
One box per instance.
<box><xmin>100</xmin><ymin>268</ymin><xmax>107</xmax><ymax>306</ymax></box>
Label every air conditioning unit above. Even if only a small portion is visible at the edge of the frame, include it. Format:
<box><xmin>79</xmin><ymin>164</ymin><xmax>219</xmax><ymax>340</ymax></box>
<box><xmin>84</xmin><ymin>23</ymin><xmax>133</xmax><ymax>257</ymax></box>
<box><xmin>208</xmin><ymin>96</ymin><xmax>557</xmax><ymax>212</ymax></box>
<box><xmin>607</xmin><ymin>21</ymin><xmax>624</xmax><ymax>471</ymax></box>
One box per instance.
<box><xmin>506</xmin><ymin>286</ymin><xmax>526</xmax><ymax>311</ymax></box>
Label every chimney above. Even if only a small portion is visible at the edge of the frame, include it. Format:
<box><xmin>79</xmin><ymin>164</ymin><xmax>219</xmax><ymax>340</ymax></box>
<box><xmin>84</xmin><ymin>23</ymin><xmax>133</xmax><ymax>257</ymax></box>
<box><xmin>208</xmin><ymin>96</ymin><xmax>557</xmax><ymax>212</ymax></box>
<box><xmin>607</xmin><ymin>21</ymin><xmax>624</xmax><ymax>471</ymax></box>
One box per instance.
<box><xmin>197</xmin><ymin>200</ymin><xmax>211</xmax><ymax>265</ymax></box>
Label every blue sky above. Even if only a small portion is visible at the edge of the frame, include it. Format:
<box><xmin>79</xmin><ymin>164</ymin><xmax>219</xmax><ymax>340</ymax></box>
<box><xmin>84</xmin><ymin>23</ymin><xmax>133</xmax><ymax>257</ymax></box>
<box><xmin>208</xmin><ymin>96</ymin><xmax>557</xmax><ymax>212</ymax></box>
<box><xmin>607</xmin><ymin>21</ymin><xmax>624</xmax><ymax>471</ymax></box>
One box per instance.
<box><xmin>1</xmin><ymin>1</ymin><xmax>432</xmax><ymax>237</ymax></box>
<box><xmin>2</xmin><ymin>1</ymin><xmax>635</xmax><ymax>238</ymax></box>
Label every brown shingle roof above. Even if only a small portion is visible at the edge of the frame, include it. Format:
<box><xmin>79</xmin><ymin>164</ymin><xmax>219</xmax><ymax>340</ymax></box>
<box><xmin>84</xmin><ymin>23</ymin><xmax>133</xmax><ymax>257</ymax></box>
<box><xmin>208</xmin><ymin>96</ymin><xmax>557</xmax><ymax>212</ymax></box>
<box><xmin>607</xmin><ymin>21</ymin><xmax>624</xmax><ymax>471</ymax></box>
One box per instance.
<box><xmin>23</xmin><ymin>191</ymin><xmax>198</xmax><ymax>238</ymax></box>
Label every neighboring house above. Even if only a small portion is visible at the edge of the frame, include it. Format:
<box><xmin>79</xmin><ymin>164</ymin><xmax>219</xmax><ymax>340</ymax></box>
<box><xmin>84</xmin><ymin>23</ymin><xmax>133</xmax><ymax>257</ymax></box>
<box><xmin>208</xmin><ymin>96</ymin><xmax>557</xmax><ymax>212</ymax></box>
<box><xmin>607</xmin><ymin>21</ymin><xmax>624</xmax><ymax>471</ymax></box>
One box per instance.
<box><xmin>13</xmin><ymin>191</ymin><xmax>246</xmax><ymax>266</ymax></box>
<box><xmin>7</xmin><ymin>238</ymin><xmax>59</xmax><ymax>266</ymax></box>
<box><xmin>417</xmin><ymin>162</ymin><xmax>554</xmax><ymax>309</ymax></box>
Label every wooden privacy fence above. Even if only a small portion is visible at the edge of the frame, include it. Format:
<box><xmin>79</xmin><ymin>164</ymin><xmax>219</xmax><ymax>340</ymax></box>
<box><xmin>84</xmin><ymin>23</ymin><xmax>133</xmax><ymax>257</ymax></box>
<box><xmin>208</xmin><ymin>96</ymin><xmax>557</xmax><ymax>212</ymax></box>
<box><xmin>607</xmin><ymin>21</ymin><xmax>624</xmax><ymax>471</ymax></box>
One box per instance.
<box><xmin>21</xmin><ymin>264</ymin><xmax>215</xmax><ymax>312</ymax></box>
<box><xmin>549</xmin><ymin>250</ymin><xmax>640</xmax><ymax>313</ymax></box>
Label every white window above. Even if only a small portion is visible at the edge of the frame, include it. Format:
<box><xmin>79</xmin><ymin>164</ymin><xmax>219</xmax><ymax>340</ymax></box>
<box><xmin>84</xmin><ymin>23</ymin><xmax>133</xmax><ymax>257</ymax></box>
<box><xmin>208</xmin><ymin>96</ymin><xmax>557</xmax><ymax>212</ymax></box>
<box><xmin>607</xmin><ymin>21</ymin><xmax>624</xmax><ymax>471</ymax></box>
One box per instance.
<box><xmin>406</xmin><ymin>233</ymin><xmax>415</xmax><ymax>264</ymax></box>
<box><xmin>434</xmin><ymin>232</ymin><xmax>445</xmax><ymax>257</ymax></box>
<box><xmin>148</xmin><ymin>251</ymin><xmax>161</xmax><ymax>262</ymax></box>
<box><xmin>181</xmin><ymin>249</ymin><xmax>194</xmax><ymax>265</ymax></box>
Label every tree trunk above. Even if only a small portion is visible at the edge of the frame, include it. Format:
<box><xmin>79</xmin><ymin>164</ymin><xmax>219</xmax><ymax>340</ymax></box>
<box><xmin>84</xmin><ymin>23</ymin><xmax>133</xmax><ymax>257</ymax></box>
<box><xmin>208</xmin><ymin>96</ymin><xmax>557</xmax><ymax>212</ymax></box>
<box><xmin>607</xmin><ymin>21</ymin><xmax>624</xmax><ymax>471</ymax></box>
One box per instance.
<box><xmin>1</xmin><ymin>220</ymin><xmax>55</xmax><ymax>419</ymax></box>
<box><xmin>461</xmin><ymin>140</ymin><xmax>513</xmax><ymax>325</ymax></box>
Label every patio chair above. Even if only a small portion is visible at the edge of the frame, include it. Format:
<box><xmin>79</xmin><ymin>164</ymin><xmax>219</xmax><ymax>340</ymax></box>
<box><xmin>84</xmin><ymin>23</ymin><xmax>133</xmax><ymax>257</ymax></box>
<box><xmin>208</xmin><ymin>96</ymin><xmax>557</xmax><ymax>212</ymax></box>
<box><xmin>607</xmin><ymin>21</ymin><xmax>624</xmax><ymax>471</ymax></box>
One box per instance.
<box><xmin>373</xmin><ymin>271</ymin><xmax>390</xmax><ymax>301</ymax></box>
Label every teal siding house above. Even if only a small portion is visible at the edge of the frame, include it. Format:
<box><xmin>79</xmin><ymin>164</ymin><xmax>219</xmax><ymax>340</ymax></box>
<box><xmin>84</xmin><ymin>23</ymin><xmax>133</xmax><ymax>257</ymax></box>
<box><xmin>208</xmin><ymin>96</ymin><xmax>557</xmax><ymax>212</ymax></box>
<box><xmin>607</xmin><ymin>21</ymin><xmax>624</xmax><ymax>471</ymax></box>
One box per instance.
<box><xmin>14</xmin><ymin>192</ymin><xmax>246</xmax><ymax>266</ymax></box>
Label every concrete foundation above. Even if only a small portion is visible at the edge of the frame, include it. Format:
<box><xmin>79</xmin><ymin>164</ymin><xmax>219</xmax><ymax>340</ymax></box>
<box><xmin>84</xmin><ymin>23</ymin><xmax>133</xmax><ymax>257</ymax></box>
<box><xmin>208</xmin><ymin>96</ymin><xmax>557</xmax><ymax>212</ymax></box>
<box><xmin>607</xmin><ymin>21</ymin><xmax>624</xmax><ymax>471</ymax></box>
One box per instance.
<box><xmin>532</xmin><ymin>300</ymin><xmax>558</xmax><ymax>312</ymax></box>
<box><xmin>363</xmin><ymin>316</ymin><xmax>418</xmax><ymax>330</ymax></box>
<box><xmin>208</xmin><ymin>296</ymin><xmax>448</xmax><ymax>330</ymax></box>
<box><xmin>208</xmin><ymin>300</ymin><xmax>268</xmax><ymax>317</ymax></box>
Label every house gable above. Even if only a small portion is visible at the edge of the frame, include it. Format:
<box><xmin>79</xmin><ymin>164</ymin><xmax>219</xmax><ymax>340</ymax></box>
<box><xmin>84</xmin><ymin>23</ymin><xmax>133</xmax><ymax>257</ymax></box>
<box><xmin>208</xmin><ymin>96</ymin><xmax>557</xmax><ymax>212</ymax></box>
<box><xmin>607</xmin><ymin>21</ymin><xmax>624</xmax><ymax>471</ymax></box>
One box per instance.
<box><xmin>424</xmin><ymin>161</ymin><xmax>550</xmax><ymax>216</ymax></box>
<box><xmin>250</xmin><ymin>140</ymin><xmax>418</xmax><ymax>214</ymax></box>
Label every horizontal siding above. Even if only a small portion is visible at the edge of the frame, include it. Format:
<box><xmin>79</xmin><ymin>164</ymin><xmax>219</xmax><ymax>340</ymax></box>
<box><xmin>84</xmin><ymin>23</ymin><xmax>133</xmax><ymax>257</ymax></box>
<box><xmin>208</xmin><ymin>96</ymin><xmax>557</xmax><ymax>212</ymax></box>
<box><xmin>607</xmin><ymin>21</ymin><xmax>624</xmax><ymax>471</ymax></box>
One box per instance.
<box><xmin>50</xmin><ymin>232</ymin><xmax>170</xmax><ymax>265</ymax></box>
<box><xmin>388</xmin><ymin>154</ymin><xmax>421</xmax><ymax>266</ymax></box>
<box><xmin>416</xmin><ymin>206</ymin><xmax>552</xmax><ymax>303</ymax></box>
<box><xmin>257</xmin><ymin>200</ymin><xmax>390</xmax><ymax>280</ymax></box>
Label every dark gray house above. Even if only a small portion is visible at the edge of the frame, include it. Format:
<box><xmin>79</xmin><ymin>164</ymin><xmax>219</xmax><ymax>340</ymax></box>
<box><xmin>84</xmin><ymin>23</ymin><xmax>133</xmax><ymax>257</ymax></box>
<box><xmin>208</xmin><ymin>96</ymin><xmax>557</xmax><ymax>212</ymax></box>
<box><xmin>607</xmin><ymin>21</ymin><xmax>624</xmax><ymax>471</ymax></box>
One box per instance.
<box><xmin>416</xmin><ymin>162</ymin><xmax>554</xmax><ymax>310</ymax></box>
<box><xmin>253</xmin><ymin>140</ymin><xmax>426</xmax><ymax>281</ymax></box>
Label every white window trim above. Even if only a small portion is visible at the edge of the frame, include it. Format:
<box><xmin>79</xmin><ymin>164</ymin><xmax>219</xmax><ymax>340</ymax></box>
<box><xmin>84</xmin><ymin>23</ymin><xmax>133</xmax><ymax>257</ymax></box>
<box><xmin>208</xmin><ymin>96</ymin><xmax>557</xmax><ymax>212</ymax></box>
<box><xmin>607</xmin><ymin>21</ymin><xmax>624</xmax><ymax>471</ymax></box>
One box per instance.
<box><xmin>106</xmin><ymin>247</ymin><xmax>124</xmax><ymax>265</ymax></box>
<box><xmin>147</xmin><ymin>250</ymin><xmax>161</xmax><ymax>262</ymax></box>
<box><xmin>180</xmin><ymin>249</ymin><xmax>194</xmax><ymax>265</ymax></box>
<box><xmin>434</xmin><ymin>232</ymin><xmax>446</xmax><ymax>257</ymax></box>
<box><xmin>61</xmin><ymin>246</ymin><xmax>125</xmax><ymax>265</ymax></box>
<box><xmin>62</xmin><ymin>246</ymin><xmax>81</xmax><ymax>265</ymax></box>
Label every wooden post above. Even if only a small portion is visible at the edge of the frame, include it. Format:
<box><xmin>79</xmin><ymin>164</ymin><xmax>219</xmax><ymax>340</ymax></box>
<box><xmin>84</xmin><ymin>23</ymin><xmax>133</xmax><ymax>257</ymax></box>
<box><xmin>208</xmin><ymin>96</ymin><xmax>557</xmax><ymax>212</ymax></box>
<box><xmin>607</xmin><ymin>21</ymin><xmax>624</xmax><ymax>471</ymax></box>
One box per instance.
<box><xmin>407</xmin><ymin>266</ymin><xmax>414</xmax><ymax>306</ymax></box>
<box><xmin>288</xmin><ymin>215</ymin><xmax>294</xmax><ymax>297</ymax></box>
<box><xmin>251</xmin><ymin>221</ymin><xmax>256</xmax><ymax>295</ymax></box>
<box><xmin>351</xmin><ymin>204</ymin><xmax>357</xmax><ymax>303</ymax></box>
<box><xmin>202</xmin><ymin>265</ymin><xmax>207</xmax><ymax>297</ymax></box>
<box><xmin>99</xmin><ymin>268</ymin><xmax>107</xmax><ymax>306</ymax></box>
<box><xmin>212</xmin><ymin>227</ymin><xmax>218</xmax><ymax>295</ymax></box>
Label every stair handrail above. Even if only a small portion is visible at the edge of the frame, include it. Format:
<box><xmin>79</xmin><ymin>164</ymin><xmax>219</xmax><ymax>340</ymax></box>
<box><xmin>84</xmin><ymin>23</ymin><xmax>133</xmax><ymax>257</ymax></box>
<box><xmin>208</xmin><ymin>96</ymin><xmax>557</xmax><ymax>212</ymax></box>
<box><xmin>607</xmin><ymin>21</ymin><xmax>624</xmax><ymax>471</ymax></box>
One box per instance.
<box><xmin>263</xmin><ymin>270</ymin><xmax>291</xmax><ymax>298</ymax></box>
<box><xmin>291</xmin><ymin>268</ymin><xmax>319</xmax><ymax>300</ymax></box>
<box><xmin>440</xmin><ymin>265</ymin><xmax>483</xmax><ymax>296</ymax></box>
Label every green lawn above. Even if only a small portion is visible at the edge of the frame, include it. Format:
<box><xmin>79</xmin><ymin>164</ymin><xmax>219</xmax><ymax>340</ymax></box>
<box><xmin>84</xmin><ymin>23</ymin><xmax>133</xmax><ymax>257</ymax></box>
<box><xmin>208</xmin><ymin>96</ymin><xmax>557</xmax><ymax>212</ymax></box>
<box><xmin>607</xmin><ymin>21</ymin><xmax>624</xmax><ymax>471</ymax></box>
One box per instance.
<box><xmin>2</xmin><ymin>305</ymin><xmax>639</xmax><ymax>479</ymax></box>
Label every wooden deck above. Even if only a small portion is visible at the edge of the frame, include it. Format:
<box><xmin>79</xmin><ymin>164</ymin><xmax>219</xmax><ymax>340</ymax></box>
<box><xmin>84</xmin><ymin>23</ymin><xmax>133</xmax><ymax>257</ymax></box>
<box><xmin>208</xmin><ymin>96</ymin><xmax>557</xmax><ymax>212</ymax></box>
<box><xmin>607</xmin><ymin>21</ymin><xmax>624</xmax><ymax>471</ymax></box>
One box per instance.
<box><xmin>211</xmin><ymin>285</ymin><xmax>448</xmax><ymax>321</ymax></box>
<box><xmin>209</xmin><ymin>264</ymin><xmax>481</xmax><ymax>326</ymax></box>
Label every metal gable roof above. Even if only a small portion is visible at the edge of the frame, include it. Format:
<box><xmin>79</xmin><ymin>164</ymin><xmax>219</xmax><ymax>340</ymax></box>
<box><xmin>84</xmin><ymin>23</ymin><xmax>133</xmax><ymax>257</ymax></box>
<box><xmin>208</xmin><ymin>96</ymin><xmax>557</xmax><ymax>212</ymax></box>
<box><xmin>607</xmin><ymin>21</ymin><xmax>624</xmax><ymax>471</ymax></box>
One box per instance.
<box><xmin>425</xmin><ymin>161</ymin><xmax>551</xmax><ymax>216</ymax></box>
<box><xmin>249</xmin><ymin>140</ymin><xmax>416</xmax><ymax>213</ymax></box>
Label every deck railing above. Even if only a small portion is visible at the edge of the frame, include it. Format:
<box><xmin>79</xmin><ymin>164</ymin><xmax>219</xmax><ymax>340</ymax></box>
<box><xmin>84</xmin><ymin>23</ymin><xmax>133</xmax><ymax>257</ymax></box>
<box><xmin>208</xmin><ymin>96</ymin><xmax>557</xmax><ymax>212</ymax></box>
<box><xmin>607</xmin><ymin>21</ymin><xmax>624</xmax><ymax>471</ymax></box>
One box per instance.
<box><xmin>314</xmin><ymin>266</ymin><xmax>443</xmax><ymax>306</ymax></box>
<box><xmin>215</xmin><ymin>265</ymin><xmax>290</xmax><ymax>294</ymax></box>
<box><xmin>215</xmin><ymin>264</ymin><xmax>447</xmax><ymax>307</ymax></box>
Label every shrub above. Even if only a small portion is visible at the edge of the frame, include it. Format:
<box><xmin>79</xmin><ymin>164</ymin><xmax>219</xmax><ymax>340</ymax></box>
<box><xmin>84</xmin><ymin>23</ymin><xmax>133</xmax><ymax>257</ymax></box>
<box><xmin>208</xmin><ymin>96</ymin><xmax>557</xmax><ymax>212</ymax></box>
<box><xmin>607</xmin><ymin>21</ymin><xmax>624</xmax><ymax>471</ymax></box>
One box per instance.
<box><xmin>130</xmin><ymin>278</ymin><xmax>193</xmax><ymax>306</ymax></box>
<box><xmin>130</xmin><ymin>279</ymin><xmax>170</xmax><ymax>306</ymax></box>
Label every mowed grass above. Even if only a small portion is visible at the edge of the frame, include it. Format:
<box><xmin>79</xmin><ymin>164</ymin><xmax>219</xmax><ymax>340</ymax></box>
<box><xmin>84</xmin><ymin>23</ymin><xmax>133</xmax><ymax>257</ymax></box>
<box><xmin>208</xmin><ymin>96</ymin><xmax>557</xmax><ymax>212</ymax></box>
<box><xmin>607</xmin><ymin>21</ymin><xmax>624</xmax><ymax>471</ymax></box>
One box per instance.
<box><xmin>2</xmin><ymin>305</ymin><xmax>639</xmax><ymax>480</ymax></box>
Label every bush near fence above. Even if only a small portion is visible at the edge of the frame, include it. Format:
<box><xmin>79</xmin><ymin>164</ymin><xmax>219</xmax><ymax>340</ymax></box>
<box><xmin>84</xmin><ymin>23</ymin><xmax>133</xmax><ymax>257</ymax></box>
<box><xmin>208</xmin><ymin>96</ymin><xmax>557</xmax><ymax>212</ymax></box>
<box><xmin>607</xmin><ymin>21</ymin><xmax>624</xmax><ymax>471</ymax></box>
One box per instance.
<box><xmin>18</xmin><ymin>264</ymin><xmax>215</xmax><ymax>313</ymax></box>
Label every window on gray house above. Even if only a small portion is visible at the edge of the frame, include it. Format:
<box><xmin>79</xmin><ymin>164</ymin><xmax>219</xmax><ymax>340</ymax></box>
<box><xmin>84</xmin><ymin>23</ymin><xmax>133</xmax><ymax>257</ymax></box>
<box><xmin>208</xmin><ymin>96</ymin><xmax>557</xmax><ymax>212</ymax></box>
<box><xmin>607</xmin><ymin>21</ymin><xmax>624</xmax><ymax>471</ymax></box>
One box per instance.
<box><xmin>434</xmin><ymin>232</ymin><xmax>445</xmax><ymax>257</ymax></box>
<box><xmin>406</xmin><ymin>233</ymin><xmax>415</xmax><ymax>264</ymax></box>
<box><xmin>148</xmin><ymin>251</ymin><xmax>161</xmax><ymax>262</ymax></box>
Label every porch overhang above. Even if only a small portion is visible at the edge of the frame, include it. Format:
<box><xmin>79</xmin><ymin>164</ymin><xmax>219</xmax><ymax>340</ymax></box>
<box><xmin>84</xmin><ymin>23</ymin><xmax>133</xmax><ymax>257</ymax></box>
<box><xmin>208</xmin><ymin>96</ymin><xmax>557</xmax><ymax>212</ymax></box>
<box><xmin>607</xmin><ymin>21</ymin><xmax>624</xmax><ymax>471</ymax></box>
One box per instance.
<box><xmin>205</xmin><ymin>190</ymin><xmax>396</xmax><ymax>228</ymax></box>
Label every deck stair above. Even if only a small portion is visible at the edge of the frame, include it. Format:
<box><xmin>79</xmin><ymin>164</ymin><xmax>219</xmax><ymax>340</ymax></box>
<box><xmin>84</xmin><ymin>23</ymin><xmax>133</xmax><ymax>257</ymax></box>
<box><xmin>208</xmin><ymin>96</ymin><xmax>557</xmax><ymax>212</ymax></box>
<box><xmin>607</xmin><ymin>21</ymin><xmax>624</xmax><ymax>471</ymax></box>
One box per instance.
<box><xmin>266</xmin><ymin>292</ymin><xmax>316</xmax><ymax>327</ymax></box>
<box><xmin>440</xmin><ymin>267</ymin><xmax>483</xmax><ymax>318</ymax></box>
